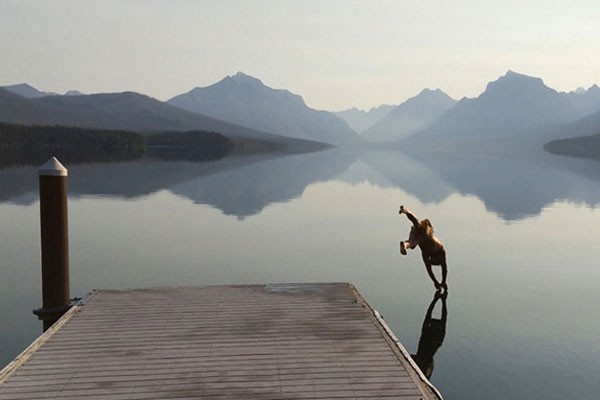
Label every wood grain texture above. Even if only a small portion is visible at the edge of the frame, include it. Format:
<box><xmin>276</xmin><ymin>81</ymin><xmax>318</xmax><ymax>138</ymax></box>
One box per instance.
<box><xmin>0</xmin><ymin>283</ymin><xmax>439</xmax><ymax>399</ymax></box>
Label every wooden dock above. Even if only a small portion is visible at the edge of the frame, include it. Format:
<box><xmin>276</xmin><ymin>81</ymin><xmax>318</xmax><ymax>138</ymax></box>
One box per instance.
<box><xmin>0</xmin><ymin>283</ymin><xmax>441</xmax><ymax>399</ymax></box>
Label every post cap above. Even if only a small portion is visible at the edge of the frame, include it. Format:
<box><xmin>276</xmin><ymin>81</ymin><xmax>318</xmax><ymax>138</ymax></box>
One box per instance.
<box><xmin>39</xmin><ymin>157</ymin><xmax>68</xmax><ymax>177</ymax></box>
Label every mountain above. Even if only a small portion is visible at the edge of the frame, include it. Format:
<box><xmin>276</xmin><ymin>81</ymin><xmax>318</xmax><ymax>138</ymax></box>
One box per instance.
<box><xmin>362</xmin><ymin>89</ymin><xmax>457</xmax><ymax>142</ymax></box>
<box><xmin>567</xmin><ymin>85</ymin><xmax>600</xmax><ymax>116</ymax></box>
<box><xmin>0</xmin><ymin>88</ymin><xmax>324</xmax><ymax>149</ymax></box>
<box><xmin>168</xmin><ymin>72</ymin><xmax>360</xmax><ymax>145</ymax></box>
<box><xmin>542</xmin><ymin>106</ymin><xmax>600</xmax><ymax>160</ymax></box>
<box><xmin>333</xmin><ymin>104</ymin><xmax>396</xmax><ymax>133</ymax></box>
<box><xmin>563</xmin><ymin>107</ymin><xmax>600</xmax><ymax>138</ymax></box>
<box><xmin>2</xmin><ymin>83</ymin><xmax>57</xmax><ymax>98</ymax></box>
<box><xmin>412</xmin><ymin>71</ymin><xmax>582</xmax><ymax>141</ymax></box>
<box><xmin>3</xmin><ymin>83</ymin><xmax>87</xmax><ymax>98</ymax></box>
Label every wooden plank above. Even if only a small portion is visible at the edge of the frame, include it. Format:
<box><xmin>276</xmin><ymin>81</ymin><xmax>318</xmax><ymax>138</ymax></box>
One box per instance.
<box><xmin>0</xmin><ymin>283</ymin><xmax>441</xmax><ymax>400</ymax></box>
<box><xmin>0</xmin><ymin>305</ymin><xmax>81</xmax><ymax>385</ymax></box>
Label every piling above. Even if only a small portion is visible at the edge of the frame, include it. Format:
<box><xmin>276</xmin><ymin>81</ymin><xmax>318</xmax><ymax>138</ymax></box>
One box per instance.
<box><xmin>33</xmin><ymin>157</ymin><xmax>70</xmax><ymax>331</ymax></box>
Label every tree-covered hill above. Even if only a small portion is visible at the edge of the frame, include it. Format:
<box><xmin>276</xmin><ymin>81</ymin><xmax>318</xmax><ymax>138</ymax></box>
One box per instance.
<box><xmin>544</xmin><ymin>132</ymin><xmax>600</xmax><ymax>161</ymax></box>
<box><xmin>0</xmin><ymin>122</ymin><xmax>234</xmax><ymax>168</ymax></box>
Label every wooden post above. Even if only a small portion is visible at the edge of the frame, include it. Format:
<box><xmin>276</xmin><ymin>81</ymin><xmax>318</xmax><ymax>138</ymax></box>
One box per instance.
<box><xmin>33</xmin><ymin>157</ymin><xmax>71</xmax><ymax>331</ymax></box>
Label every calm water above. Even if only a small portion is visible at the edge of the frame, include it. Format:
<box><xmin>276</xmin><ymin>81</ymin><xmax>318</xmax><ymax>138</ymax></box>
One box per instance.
<box><xmin>1</xmin><ymin>147</ymin><xmax>600</xmax><ymax>400</ymax></box>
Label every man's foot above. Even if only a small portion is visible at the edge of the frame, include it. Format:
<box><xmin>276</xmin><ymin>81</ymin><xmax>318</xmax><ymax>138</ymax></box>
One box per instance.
<box><xmin>400</xmin><ymin>241</ymin><xmax>407</xmax><ymax>255</ymax></box>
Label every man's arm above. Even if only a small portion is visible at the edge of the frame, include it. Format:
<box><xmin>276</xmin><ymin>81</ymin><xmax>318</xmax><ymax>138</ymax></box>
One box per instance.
<box><xmin>399</xmin><ymin>205</ymin><xmax>420</xmax><ymax>227</ymax></box>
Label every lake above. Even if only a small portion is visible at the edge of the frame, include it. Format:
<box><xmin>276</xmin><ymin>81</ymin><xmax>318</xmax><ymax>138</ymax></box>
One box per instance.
<box><xmin>1</xmin><ymin>146</ymin><xmax>600</xmax><ymax>400</ymax></box>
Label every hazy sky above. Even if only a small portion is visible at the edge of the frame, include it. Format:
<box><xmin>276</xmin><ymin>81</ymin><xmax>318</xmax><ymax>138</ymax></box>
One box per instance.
<box><xmin>1</xmin><ymin>0</ymin><xmax>599</xmax><ymax>110</ymax></box>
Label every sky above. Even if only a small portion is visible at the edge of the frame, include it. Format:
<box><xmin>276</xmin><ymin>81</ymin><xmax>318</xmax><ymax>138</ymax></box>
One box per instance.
<box><xmin>1</xmin><ymin>0</ymin><xmax>600</xmax><ymax>111</ymax></box>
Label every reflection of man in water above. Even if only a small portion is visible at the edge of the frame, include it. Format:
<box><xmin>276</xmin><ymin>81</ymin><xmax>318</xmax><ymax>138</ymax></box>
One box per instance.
<box><xmin>411</xmin><ymin>290</ymin><xmax>448</xmax><ymax>379</ymax></box>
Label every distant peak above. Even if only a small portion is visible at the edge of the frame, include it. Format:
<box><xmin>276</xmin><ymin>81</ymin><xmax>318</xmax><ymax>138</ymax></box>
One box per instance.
<box><xmin>2</xmin><ymin>82</ymin><xmax>54</xmax><ymax>98</ymax></box>
<box><xmin>501</xmin><ymin>70</ymin><xmax>537</xmax><ymax>80</ymax></box>
<box><xmin>229</xmin><ymin>71</ymin><xmax>264</xmax><ymax>85</ymax></box>
<box><xmin>6</xmin><ymin>82</ymin><xmax>36</xmax><ymax>89</ymax></box>
<box><xmin>411</xmin><ymin>88</ymin><xmax>455</xmax><ymax>103</ymax></box>
<box><xmin>484</xmin><ymin>70</ymin><xmax>546</xmax><ymax>93</ymax></box>
<box><xmin>418</xmin><ymin>88</ymin><xmax>445</xmax><ymax>96</ymax></box>
<box><xmin>338</xmin><ymin>106</ymin><xmax>364</xmax><ymax>113</ymax></box>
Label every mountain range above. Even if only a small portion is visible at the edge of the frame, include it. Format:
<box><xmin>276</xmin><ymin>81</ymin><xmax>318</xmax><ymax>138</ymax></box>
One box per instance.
<box><xmin>330</xmin><ymin>71</ymin><xmax>600</xmax><ymax>151</ymax></box>
<box><xmin>167</xmin><ymin>72</ymin><xmax>360</xmax><ymax>145</ymax></box>
<box><xmin>0</xmin><ymin>87</ymin><xmax>325</xmax><ymax>152</ymax></box>
<box><xmin>333</xmin><ymin>104</ymin><xmax>396</xmax><ymax>133</ymax></box>
<box><xmin>2</xmin><ymin>70</ymin><xmax>600</xmax><ymax>158</ymax></box>
<box><xmin>566</xmin><ymin>84</ymin><xmax>600</xmax><ymax>116</ymax></box>
<box><xmin>413</xmin><ymin>71</ymin><xmax>600</xmax><ymax>143</ymax></box>
<box><xmin>2</xmin><ymin>83</ymin><xmax>83</xmax><ymax>98</ymax></box>
<box><xmin>362</xmin><ymin>88</ymin><xmax>457</xmax><ymax>142</ymax></box>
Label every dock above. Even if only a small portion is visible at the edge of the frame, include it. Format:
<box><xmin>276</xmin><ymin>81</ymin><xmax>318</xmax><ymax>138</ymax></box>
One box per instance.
<box><xmin>0</xmin><ymin>283</ymin><xmax>441</xmax><ymax>399</ymax></box>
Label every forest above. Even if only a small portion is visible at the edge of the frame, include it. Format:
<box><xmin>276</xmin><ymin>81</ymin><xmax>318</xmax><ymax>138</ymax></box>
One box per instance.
<box><xmin>0</xmin><ymin>122</ymin><xmax>234</xmax><ymax>168</ymax></box>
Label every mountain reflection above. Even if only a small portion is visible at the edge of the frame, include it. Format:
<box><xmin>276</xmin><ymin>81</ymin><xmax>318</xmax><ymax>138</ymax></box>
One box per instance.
<box><xmin>411</xmin><ymin>290</ymin><xmax>448</xmax><ymax>379</ymax></box>
<box><xmin>0</xmin><ymin>149</ymin><xmax>360</xmax><ymax>217</ymax></box>
<box><xmin>1</xmin><ymin>145</ymin><xmax>600</xmax><ymax>220</ymax></box>
<box><xmin>395</xmin><ymin>140</ymin><xmax>600</xmax><ymax>220</ymax></box>
<box><xmin>170</xmin><ymin>148</ymin><xmax>360</xmax><ymax>218</ymax></box>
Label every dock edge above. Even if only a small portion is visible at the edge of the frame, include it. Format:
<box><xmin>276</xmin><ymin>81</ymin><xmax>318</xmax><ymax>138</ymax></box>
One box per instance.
<box><xmin>0</xmin><ymin>304</ymin><xmax>82</xmax><ymax>385</ymax></box>
<box><xmin>349</xmin><ymin>284</ymin><xmax>444</xmax><ymax>400</ymax></box>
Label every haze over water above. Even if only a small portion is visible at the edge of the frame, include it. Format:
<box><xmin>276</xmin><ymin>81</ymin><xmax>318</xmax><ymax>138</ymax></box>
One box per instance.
<box><xmin>1</xmin><ymin>148</ymin><xmax>600</xmax><ymax>400</ymax></box>
<box><xmin>2</xmin><ymin>2</ymin><xmax>600</xmax><ymax>399</ymax></box>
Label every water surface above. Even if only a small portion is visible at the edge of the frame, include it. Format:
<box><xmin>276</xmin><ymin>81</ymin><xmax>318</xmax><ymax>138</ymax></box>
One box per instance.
<box><xmin>1</xmin><ymin>148</ymin><xmax>599</xmax><ymax>400</ymax></box>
